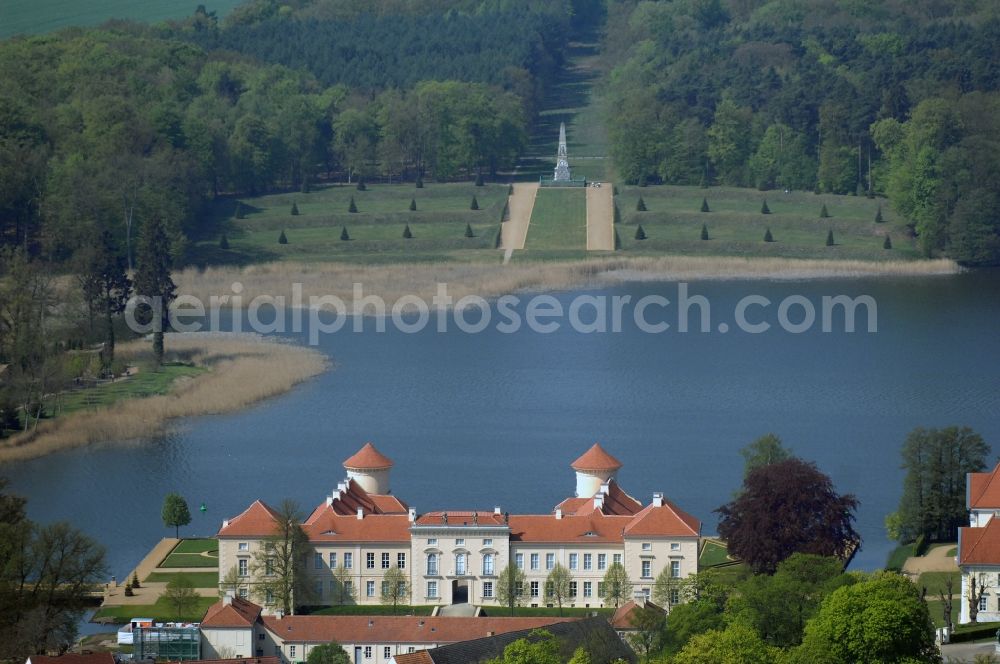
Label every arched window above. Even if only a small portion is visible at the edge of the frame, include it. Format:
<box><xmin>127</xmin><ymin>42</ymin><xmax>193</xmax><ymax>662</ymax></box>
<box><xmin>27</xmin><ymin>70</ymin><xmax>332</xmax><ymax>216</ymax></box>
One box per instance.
<box><xmin>427</xmin><ymin>553</ymin><xmax>438</xmax><ymax>576</ymax></box>
<box><xmin>455</xmin><ymin>553</ymin><xmax>466</xmax><ymax>575</ymax></box>
<box><xmin>482</xmin><ymin>553</ymin><xmax>494</xmax><ymax>576</ymax></box>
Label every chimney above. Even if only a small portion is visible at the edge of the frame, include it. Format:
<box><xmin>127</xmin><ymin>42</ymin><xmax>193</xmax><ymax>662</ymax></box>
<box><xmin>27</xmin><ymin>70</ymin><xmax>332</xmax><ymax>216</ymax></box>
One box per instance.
<box><xmin>338</xmin><ymin>481</ymin><xmax>348</xmax><ymax>493</ymax></box>
<box><xmin>594</xmin><ymin>494</ymin><xmax>604</xmax><ymax>510</ymax></box>
<box><xmin>357</xmin><ymin>507</ymin><xmax>364</xmax><ymax>520</ymax></box>
<box><xmin>222</xmin><ymin>519</ymin><xmax>230</xmax><ymax>528</ymax></box>
<box><xmin>408</xmin><ymin>507</ymin><xmax>416</xmax><ymax>523</ymax></box>
<box><xmin>494</xmin><ymin>505</ymin><xmax>501</xmax><ymax>515</ymax></box>
<box><xmin>555</xmin><ymin>509</ymin><xmax>562</xmax><ymax>520</ymax></box>
<box><xmin>223</xmin><ymin>591</ymin><xmax>234</xmax><ymax>606</ymax></box>
<box><xmin>653</xmin><ymin>492</ymin><xmax>664</xmax><ymax>507</ymax></box>
<box><xmin>486</xmin><ymin>631</ymin><xmax>495</xmax><ymax>637</ymax></box>
<box><xmin>600</xmin><ymin>482</ymin><xmax>610</xmax><ymax>495</ymax></box>
<box><xmin>275</xmin><ymin>609</ymin><xmax>284</xmax><ymax>620</ymax></box>
<box><xmin>326</xmin><ymin>496</ymin><xmax>333</xmax><ymax>507</ymax></box>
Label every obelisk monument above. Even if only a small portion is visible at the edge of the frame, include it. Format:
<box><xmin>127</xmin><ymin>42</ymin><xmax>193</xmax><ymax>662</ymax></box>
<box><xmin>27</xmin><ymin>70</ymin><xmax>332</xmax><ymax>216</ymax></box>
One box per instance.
<box><xmin>554</xmin><ymin>122</ymin><xmax>571</xmax><ymax>181</ymax></box>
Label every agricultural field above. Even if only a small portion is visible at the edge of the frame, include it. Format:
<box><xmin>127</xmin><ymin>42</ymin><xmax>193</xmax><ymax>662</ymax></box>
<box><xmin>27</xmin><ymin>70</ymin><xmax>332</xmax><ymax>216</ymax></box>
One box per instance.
<box><xmin>0</xmin><ymin>0</ymin><xmax>244</xmax><ymax>39</ymax></box>
<box><xmin>616</xmin><ymin>185</ymin><xmax>917</xmax><ymax>261</ymax></box>
<box><xmin>191</xmin><ymin>182</ymin><xmax>508</xmax><ymax>265</ymax></box>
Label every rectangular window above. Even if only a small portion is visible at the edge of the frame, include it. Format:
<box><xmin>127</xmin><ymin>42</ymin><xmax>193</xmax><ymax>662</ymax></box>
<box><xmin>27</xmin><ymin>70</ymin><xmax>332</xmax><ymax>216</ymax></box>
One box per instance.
<box><xmin>344</xmin><ymin>552</ymin><xmax>353</xmax><ymax>569</ymax></box>
<box><xmin>456</xmin><ymin>553</ymin><xmax>466</xmax><ymax>575</ymax></box>
<box><xmin>265</xmin><ymin>589</ymin><xmax>274</xmax><ymax>604</ymax></box>
<box><xmin>530</xmin><ymin>553</ymin><xmax>539</xmax><ymax>570</ymax></box>
<box><xmin>981</xmin><ymin>595</ymin><xmax>989</xmax><ymax>612</ymax></box>
<box><xmin>398</xmin><ymin>552</ymin><xmax>406</xmax><ymax>569</ymax></box>
<box><xmin>583</xmin><ymin>554</ymin><xmax>592</xmax><ymax>570</ymax></box>
<box><xmin>290</xmin><ymin>646</ymin><xmax>296</xmax><ymax>659</ymax></box>
<box><xmin>314</xmin><ymin>552</ymin><xmax>324</xmax><ymax>569</ymax></box>
<box><xmin>382</xmin><ymin>580</ymin><xmax>390</xmax><ymax>596</ymax></box>
<box><xmin>483</xmin><ymin>554</ymin><xmax>494</xmax><ymax>576</ymax></box>
<box><xmin>598</xmin><ymin>581</ymin><xmax>607</xmax><ymax>598</ymax></box>
<box><xmin>569</xmin><ymin>553</ymin><xmax>578</xmax><ymax>570</ymax></box>
<box><xmin>427</xmin><ymin>538</ymin><xmax>437</xmax><ymax>545</ymax></box>
<box><xmin>456</xmin><ymin>538</ymin><xmax>465</xmax><ymax>546</ymax></box>
<box><xmin>314</xmin><ymin>580</ymin><xmax>323</xmax><ymax>597</ymax></box>
<box><xmin>642</xmin><ymin>560</ymin><xmax>651</xmax><ymax>578</ymax></box>
<box><xmin>381</xmin><ymin>552</ymin><xmax>390</xmax><ymax>569</ymax></box>
<box><xmin>670</xmin><ymin>588</ymin><xmax>680</xmax><ymax>605</ymax></box>
<box><xmin>364</xmin><ymin>646</ymin><xmax>371</xmax><ymax>659</ymax></box>
<box><xmin>546</xmin><ymin>553</ymin><xmax>555</xmax><ymax>570</ymax></box>
<box><xmin>427</xmin><ymin>581</ymin><xmax>438</xmax><ymax>598</ymax></box>
<box><xmin>515</xmin><ymin>553</ymin><xmax>524</xmax><ymax>570</ymax></box>
<box><xmin>613</xmin><ymin>553</ymin><xmax>622</xmax><ymax>566</ymax></box>
<box><xmin>366</xmin><ymin>580</ymin><xmax>375</xmax><ymax>597</ymax></box>
<box><xmin>238</xmin><ymin>587</ymin><xmax>248</xmax><ymax>599</ymax></box>
<box><xmin>238</xmin><ymin>542</ymin><xmax>249</xmax><ymax>551</ymax></box>
<box><xmin>583</xmin><ymin>581</ymin><xmax>592</xmax><ymax>598</ymax></box>
<box><xmin>671</xmin><ymin>542</ymin><xmax>681</xmax><ymax>551</ymax></box>
<box><xmin>427</xmin><ymin>554</ymin><xmax>438</xmax><ymax>576</ymax></box>
<box><xmin>570</xmin><ymin>581</ymin><xmax>577</xmax><ymax>597</ymax></box>
<box><xmin>530</xmin><ymin>581</ymin><xmax>539</xmax><ymax>597</ymax></box>
<box><xmin>598</xmin><ymin>554</ymin><xmax>607</xmax><ymax>570</ymax></box>
<box><xmin>483</xmin><ymin>538</ymin><xmax>493</xmax><ymax>546</ymax></box>
<box><xmin>546</xmin><ymin>581</ymin><xmax>554</xmax><ymax>598</ymax></box>
<box><xmin>671</xmin><ymin>561</ymin><xmax>681</xmax><ymax>578</ymax></box>
<box><xmin>366</xmin><ymin>552</ymin><xmax>375</xmax><ymax>569</ymax></box>
<box><xmin>642</xmin><ymin>542</ymin><xmax>652</xmax><ymax>551</ymax></box>
<box><xmin>344</xmin><ymin>580</ymin><xmax>353</xmax><ymax>596</ymax></box>
<box><xmin>483</xmin><ymin>581</ymin><xmax>493</xmax><ymax>598</ymax></box>
<box><xmin>329</xmin><ymin>552</ymin><xmax>337</xmax><ymax>568</ymax></box>
<box><xmin>265</xmin><ymin>558</ymin><xmax>274</xmax><ymax>576</ymax></box>
<box><xmin>384</xmin><ymin>647</ymin><xmax>391</xmax><ymax>659</ymax></box>
<box><xmin>238</xmin><ymin>558</ymin><xmax>248</xmax><ymax>576</ymax></box>
<box><xmin>516</xmin><ymin>582</ymin><xmax>523</xmax><ymax>597</ymax></box>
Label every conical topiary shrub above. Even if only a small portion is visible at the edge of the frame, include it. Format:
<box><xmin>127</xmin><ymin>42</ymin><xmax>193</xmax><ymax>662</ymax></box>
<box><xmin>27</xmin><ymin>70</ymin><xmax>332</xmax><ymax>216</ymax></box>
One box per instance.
<box><xmin>470</xmin><ymin>196</ymin><xmax>479</xmax><ymax>211</ymax></box>
<box><xmin>124</xmin><ymin>582</ymin><xmax>133</xmax><ymax>597</ymax></box>
<box><xmin>475</xmin><ymin>173</ymin><xmax>484</xmax><ymax>186</ymax></box>
<box><xmin>235</xmin><ymin>201</ymin><xmax>245</xmax><ymax>219</ymax></box>
<box><xmin>340</xmin><ymin>226</ymin><xmax>350</xmax><ymax>241</ymax></box>
<box><xmin>701</xmin><ymin>197</ymin><xmax>710</xmax><ymax>213</ymax></box>
<box><xmin>403</xmin><ymin>224</ymin><xmax>413</xmax><ymax>239</ymax></box>
<box><xmin>635</xmin><ymin>225</ymin><xmax>647</xmax><ymax>240</ymax></box>
<box><xmin>820</xmin><ymin>204</ymin><xmax>829</xmax><ymax>218</ymax></box>
<box><xmin>700</xmin><ymin>224</ymin><xmax>709</xmax><ymax>241</ymax></box>
<box><xmin>409</xmin><ymin>198</ymin><xmax>417</xmax><ymax>211</ymax></box>
<box><xmin>356</xmin><ymin>178</ymin><xmax>367</xmax><ymax>191</ymax></box>
<box><xmin>826</xmin><ymin>229</ymin><xmax>835</xmax><ymax>246</ymax></box>
<box><xmin>348</xmin><ymin>196</ymin><xmax>358</xmax><ymax>213</ymax></box>
<box><xmin>291</xmin><ymin>202</ymin><xmax>299</xmax><ymax>215</ymax></box>
<box><xmin>636</xmin><ymin>196</ymin><xmax>647</xmax><ymax>212</ymax></box>
<box><xmin>278</xmin><ymin>229</ymin><xmax>288</xmax><ymax>244</ymax></box>
<box><xmin>132</xmin><ymin>572</ymin><xmax>140</xmax><ymax>588</ymax></box>
<box><xmin>219</xmin><ymin>233</ymin><xmax>229</xmax><ymax>249</ymax></box>
<box><xmin>764</xmin><ymin>227</ymin><xmax>774</xmax><ymax>242</ymax></box>
<box><xmin>875</xmin><ymin>205</ymin><xmax>884</xmax><ymax>223</ymax></box>
<box><xmin>416</xmin><ymin>176</ymin><xmax>424</xmax><ymax>189</ymax></box>
<box><xmin>883</xmin><ymin>235</ymin><xmax>892</xmax><ymax>250</ymax></box>
<box><xmin>761</xmin><ymin>199</ymin><xmax>771</xmax><ymax>214</ymax></box>
<box><xmin>465</xmin><ymin>223</ymin><xmax>475</xmax><ymax>238</ymax></box>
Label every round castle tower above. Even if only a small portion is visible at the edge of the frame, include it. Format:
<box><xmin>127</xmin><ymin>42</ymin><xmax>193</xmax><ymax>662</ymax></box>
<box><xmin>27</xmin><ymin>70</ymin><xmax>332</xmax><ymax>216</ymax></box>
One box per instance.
<box><xmin>571</xmin><ymin>442</ymin><xmax>623</xmax><ymax>497</ymax></box>
<box><xmin>343</xmin><ymin>442</ymin><xmax>393</xmax><ymax>495</ymax></box>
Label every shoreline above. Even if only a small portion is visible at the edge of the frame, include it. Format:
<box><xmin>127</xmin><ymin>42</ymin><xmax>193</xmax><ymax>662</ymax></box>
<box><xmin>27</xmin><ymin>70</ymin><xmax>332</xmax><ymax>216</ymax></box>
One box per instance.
<box><xmin>0</xmin><ymin>333</ymin><xmax>328</xmax><ymax>464</ymax></box>
<box><xmin>174</xmin><ymin>256</ymin><xmax>962</xmax><ymax>309</ymax></box>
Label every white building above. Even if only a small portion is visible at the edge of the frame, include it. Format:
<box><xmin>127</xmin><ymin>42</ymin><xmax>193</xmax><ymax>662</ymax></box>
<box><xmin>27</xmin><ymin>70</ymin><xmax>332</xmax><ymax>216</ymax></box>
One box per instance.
<box><xmin>217</xmin><ymin>442</ymin><xmax>701</xmax><ymax>612</ymax></box>
<box><xmin>959</xmin><ymin>462</ymin><xmax>1000</xmax><ymax>623</ymax></box>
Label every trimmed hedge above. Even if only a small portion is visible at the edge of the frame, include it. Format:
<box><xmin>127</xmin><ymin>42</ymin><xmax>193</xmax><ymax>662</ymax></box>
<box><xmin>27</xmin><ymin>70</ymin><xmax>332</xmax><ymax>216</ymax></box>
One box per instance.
<box><xmin>949</xmin><ymin>622</ymin><xmax>1000</xmax><ymax>643</ymax></box>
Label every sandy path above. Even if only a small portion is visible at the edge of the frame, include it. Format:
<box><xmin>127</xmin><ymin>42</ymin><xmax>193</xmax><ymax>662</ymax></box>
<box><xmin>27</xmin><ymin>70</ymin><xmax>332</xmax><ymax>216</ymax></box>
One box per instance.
<box><xmin>501</xmin><ymin>183</ymin><xmax>539</xmax><ymax>252</ymax></box>
<box><xmin>101</xmin><ymin>538</ymin><xmax>220</xmax><ymax>609</ymax></box>
<box><xmin>586</xmin><ymin>184</ymin><xmax>614</xmax><ymax>250</ymax></box>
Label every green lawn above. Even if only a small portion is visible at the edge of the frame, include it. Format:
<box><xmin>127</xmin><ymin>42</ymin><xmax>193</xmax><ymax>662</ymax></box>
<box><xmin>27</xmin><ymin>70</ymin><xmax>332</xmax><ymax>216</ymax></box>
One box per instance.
<box><xmin>699</xmin><ymin>540</ymin><xmax>732</xmax><ymax>568</ymax></box>
<box><xmin>171</xmin><ymin>539</ymin><xmax>220</xmax><ymax>555</ymax></box>
<box><xmin>618</xmin><ymin>185</ymin><xmax>919</xmax><ymax>261</ymax></box>
<box><xmin>524</xmin><ymin>188</ymin><xmax>587</xmax><ymax>251</ymax></box>
<box><xmin>144</xmin><ymin>571</ymin><xmax>219</xmax><ymax>588</ymax></box>
<box><xmin>886</xmin><ymin>543</ymin><xmax>917</xmax><ymax>571</ymax></box>
<box><xmin>916</xmin><ymin>571</ymin><xmax>960</xmax><ymax>595</ymax></box>
<box><xmin>1</xmin><ymin>0</ymin><xmax>245</xmax><ymax>38</ymax></box>
<box><xmin>925</xmin><ymin>598</ymin><xmax>960</xmax><ymax>629</ymax></box>
<box><xmin>45</xmin><ymin>363</ymin><xmax>204</xmax><ymax>418</ymax></box>
<box><xmin>93</xmin><ymin>595</ymin><xmax>216</xmax><ymax>623</ymax></box>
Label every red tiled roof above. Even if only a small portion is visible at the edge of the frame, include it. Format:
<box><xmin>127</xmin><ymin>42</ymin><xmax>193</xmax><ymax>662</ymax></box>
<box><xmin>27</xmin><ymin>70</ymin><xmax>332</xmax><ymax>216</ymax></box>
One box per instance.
<box><xmin>217</xmin><ymin>500</ymin><xmax>280</xmax><ymax>538</ymax></box>
<box><xmin>372</xmin><ymin>494</ymin><xmax>409</xmax><ymax>513</ymax></box>
<box><xmin>415</xmin><ymin>511</ymin><xmax>507</xmax><ymax>527</ymax></box>
<box><xmin>201</xmin><ymin>596</ymin><xmax>263</xmax><ymax>628</ymax></box>
<box><xmin>557</xmin><ymin>480</ymin><xmax>643</xmax><ymax>517</ymax></box>
<box><xmin>260</xmin><ymin>616</ymin><xmax>577</xmax><ymax>644</ymax></box>
<box><xmin>304</xmin><ymin>506</ymin><xmax>411</xmax><ymax>542</ymax></box>
<box><xmin>610</xmin><ymin>599</ymin><xmax>666</xmax><ymax>629</ymax></box>
<box><xmin>308</xmin><ymin>478</ymin><xmax>407</xmax><ymax>518</ymax></box>
<box><xmin>344</xmin><ymin>442</ymin><xmax>393</xmax><ymax>470</ymax></box>
<box><xmin>508</xmin><ymin>513</ymin><xmax>631</xmax><ymax>544</ymax></box>
<box><xmin>571</xmin><ymin>443</ymin><xmax>623</xmax><ymax>472</ymax></box>
<box><xmin>393</xmin><ymin>653</ymin><xmax>434</xmax><ymax>664</ymax></box>
<box><xmin>969</xmin><ymin>463</ymin><xmax>1000</xmax><ymax>510</ymax></box>
<box><xmin>624</xmin><ymin>499</ymin><xmax>701</xmax><ymax>538</ymax></box>
<box><xmin>960</xmin><ymin>519</ymin><xmax>1000</xmax><ymax>565</ymax></box>
<box><xmin>28</xmin><ymin>655</ymin><xmax>115</xmax><ymax>664</ymax></box>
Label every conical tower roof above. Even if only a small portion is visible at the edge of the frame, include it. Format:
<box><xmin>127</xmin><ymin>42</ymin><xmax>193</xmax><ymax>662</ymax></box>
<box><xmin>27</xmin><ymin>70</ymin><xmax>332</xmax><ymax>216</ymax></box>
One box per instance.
<box><xmin>343</xmin><ymin>442</ymin><xmax>394</xmax><ymax>470</ymax></box>
<box><xmin>571</xmin><ymin>443</ymin><xmax>623</xmax><ymax>472</ymax></box>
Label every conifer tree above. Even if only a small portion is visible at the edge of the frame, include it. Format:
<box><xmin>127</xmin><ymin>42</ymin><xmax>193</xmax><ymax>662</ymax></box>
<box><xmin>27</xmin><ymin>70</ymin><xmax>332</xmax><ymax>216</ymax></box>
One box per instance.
<box><xmin>235</xmin><ymin>201</ymin><xmax>245</xmax><ymax>219</ymax></box>
<box><xmin>291</xmin><ymin>202</ymin><xmax>299</xmax><ymax>216</ymax></box>
<box><xmin>416</xmin><ymin>176</ymin><xmax>424</xmax><ymax>189</ymax></box>
<box><xmin>81</xmin><ymin>229</ymin><xmax>131</xmax><ymax>375</ymax></box>
<box><xmin>826</xmin><ymin>229</ymin><xmax>835</xmax><ymax>246</ymax></box>
<box><xmin>348</xmin><ymin>197</ymin><xmax>357</xmax><ymax>213</ymax></box>
<box><xmin>883</xmin><ymin>235</ymin><xmax>892</xmax><ymax>250</ymax></box>
<box><xmin>820</xmin><ymin>204</ymin><xmax>829</xmax><ymax>218</ymax></box>
<box><xmin>470</xmin><ymin>196</ymin><xmax>479</xmax><ymax>210</ymax></box>
<box><xmin>133</xmin><ymin>216</ymin><xmax>176</xmax><ymax>366</ymax></box>
<box><xmin>409</xmin><ymin>198</ymin><xmax>417</xmax><ymax>211</ymax></box>
<box><xmin>475</xmin><ymin>173</ymin><xmax>484</xmax><ymax>186</ymax></box>
<box><xmin>636</xmin><ymin>196</ymin><xmax>647</xmax><ymax>212</ymax></box>
<box><xmin>340</xmin><ymin>226</ymin><xmax>350</xmax><ymax>241</ymax></box>
<box><xmin>403</xmin><ymin>224</ymin><xmax>413</xmax><ymax>239</ymax></box>
<box><xmin>356</xmin><ymin>178</ymin><xmax>366</xmax><ymax>191</ymax></box>
<box><xmin>278</xmin><ymin>229</ymin><xmax>288</xmax><ymax>244</ymax></box>
<box><xmin>701</xmin><ymin>224</ymin><xmax>709</xmax><ymax>241</ymax></box>
<box><xmin>761</xmin><ymin>199</ymin><xmax>771</xmax><ymax>214</ymax></box>
<box><xmin>635</xmin><ymin>225</ymin><xmax>647</xmax><ymax>240</ymax></box>
<box><xmin>875</xmin><ymin>205</ymin><xmax>884</xmax><ymax>223</ymax></box>
<box><xmin>465</xmin><ymin>223</ymin><xmax>474</xmax><ymax>238</ymax></box>
<box><xmin>764</xmin><ymin>227</ymin><xmax>774</xmax><ymax>242</ymax></box>
<box><xmin>219</xmin><ymin>233</ymin><xmax>229</xmax><ymax>249</ymax></box>
<box><xmin>701</xmin><ymin>197</ymin><xmax>710</xmax><ymax>213</ymax></box>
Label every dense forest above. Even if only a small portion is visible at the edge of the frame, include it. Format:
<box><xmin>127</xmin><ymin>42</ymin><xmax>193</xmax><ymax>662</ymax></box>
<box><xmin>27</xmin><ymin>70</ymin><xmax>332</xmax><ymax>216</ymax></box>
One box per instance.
<box><xmin>603</xmin><ymin>0</ymin><xmax>1000</xmax><ymax>263</ymax></box>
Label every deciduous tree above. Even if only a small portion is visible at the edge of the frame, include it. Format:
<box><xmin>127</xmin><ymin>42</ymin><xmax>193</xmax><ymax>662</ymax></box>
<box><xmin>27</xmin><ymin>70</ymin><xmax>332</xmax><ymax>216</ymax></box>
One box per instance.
<box><xmin>161</xmin><ymin>493</ymin><xmax>191</xmax><ymax>538</ymax></box>
<box><xmin>495</xmin><ymin>564</ymin><xmax>526</xmax><ymax>615</ymax></box>
<box><xmin>545</xmin><ymin>563</ymin><xmax>572</xmax><ymax>615</ymax></box>
<box><xmin>380</xmin><ymin>566</ymin><xmax>410</xmax><ymax>614</ymax></box>
<box><xmin>250</xmin><ymin>500</ymin><xmax>312</xmax><ymax>615</ymax></box>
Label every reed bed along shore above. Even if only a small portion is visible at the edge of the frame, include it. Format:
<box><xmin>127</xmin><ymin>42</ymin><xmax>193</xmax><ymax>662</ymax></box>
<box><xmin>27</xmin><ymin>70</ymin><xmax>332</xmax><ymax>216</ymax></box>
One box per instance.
<box><xmin>175</xmin><ymin>256</ymin><xmax>961</xmax><ymax>308</ymax></box>
<box><xmin>0</xmin><ymin>333</ymin><xmax>327</xmax><ymax>463</ymax></box>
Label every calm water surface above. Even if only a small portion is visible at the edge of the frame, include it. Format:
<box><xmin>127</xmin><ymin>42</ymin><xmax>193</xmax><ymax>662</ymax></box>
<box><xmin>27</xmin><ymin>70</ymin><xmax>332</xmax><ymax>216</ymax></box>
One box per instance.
<box><xmin>8</xmin><ymin>273</ymin><xmax>1000</xmax><ymax>580</ymax></box>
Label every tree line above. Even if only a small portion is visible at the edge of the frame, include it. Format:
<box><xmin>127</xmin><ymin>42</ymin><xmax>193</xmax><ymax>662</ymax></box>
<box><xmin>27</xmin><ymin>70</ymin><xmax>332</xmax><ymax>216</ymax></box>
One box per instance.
<box><xmin>603</xmin><ymin>0</ymin><xmax>1000</xmax><ymax>264</ymax></box>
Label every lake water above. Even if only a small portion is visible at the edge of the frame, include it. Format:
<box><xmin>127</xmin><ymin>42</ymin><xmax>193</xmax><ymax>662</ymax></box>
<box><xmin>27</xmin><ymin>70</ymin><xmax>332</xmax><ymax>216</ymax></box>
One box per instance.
<box><xmin>7</xmin><ymin>272</ymin><xmax>1000</xmax><ymax>583</ymax></box>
